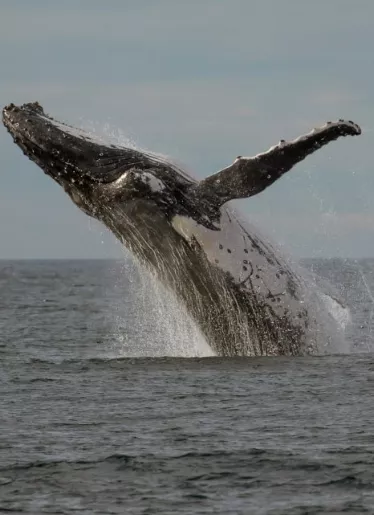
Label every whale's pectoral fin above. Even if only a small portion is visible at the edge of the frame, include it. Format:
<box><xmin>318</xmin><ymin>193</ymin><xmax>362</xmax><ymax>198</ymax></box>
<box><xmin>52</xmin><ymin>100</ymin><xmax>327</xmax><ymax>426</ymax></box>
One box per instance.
<box><xmin>196</xmin><ymin>120</ymin><xmax>361</xmax><ymax>205</ymax></box>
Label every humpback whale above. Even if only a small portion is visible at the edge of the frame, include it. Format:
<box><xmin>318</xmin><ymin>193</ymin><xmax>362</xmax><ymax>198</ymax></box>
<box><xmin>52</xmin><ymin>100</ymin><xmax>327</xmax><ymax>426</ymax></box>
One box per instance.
<box><xmin>2</xmin><ymin>102</ymin><xmax>361</xmax><ymax>356</ymax></box>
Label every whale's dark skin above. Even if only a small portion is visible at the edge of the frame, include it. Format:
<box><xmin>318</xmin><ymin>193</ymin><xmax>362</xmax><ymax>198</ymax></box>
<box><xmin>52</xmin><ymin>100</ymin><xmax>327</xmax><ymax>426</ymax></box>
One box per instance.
<box><xmin>2</xmin><ymin>102</ymin><xmax>361</xmax><ymax>356</ymax></box>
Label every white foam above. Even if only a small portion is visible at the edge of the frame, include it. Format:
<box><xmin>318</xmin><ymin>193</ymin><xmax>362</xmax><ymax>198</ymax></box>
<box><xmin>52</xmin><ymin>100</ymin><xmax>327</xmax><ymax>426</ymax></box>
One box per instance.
<box><xmin>319</xmin><ymin>292</ymin><xmax>351</xmax><ymax>329</ymax></box>
<box><xmin>109</xmin><ymin>257</ymin><xmax>215</xmax><ymax>358</ymax></box>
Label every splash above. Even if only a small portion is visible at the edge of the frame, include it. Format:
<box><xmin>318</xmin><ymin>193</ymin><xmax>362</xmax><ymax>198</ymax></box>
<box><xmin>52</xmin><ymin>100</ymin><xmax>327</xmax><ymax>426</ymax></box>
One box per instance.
<box><xmin>79</xmin><ymin>123</ymin><xmax>213</xmax><ymax>357</ymax></box>
<box><xmin>76</xmin><ymin>121</ymin><xmax>212</xmax><ymax>357</ymax></box>
<box><xmin>108</xmin><ymin>256</ymin><xmax>215</xmax><ymax>358</ymax></box>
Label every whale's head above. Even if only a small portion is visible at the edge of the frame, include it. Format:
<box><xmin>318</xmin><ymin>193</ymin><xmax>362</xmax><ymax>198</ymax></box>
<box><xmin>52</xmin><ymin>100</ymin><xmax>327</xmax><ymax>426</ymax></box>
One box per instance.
<box><xmin>2</xmin><ymin>102</ymin><xmax>196</xmax><ymax>223</ymax></box>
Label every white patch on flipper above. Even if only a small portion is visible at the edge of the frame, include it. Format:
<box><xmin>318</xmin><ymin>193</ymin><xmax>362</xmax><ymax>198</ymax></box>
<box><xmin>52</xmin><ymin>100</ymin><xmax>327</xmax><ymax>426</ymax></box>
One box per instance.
<box><xmin>114</xmin><ymin>171</ymin><xmax>165</xmax><ymax>192</ymax></box>
<box><xmin>142</xmin><ymin>173</ymin><xmax>165</xmax><ymax>192</ymax></box>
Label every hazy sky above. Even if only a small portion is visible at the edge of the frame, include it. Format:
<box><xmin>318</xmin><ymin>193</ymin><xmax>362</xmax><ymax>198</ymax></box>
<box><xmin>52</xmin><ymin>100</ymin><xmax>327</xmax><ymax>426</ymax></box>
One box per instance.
<box><xmin>0</xmin><ymin>0</ymin><xmax>373</xmax><ymax>258</ymax></box>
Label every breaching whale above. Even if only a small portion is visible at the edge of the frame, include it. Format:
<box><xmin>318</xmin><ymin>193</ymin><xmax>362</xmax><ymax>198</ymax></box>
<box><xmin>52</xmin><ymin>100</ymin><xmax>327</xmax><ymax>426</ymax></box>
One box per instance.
<box><xmin>2</xmin><ymin>102</ymin><xmax>361</xmax><ymax>356</ymax></box>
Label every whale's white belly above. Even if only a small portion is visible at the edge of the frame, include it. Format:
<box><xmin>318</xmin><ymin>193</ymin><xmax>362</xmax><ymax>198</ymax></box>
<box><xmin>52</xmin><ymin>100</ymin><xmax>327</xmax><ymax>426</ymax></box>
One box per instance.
<box><xmin>172</xmin><ymin>204</ymin><xmax>307</xmax><ymax>321</ymax></box>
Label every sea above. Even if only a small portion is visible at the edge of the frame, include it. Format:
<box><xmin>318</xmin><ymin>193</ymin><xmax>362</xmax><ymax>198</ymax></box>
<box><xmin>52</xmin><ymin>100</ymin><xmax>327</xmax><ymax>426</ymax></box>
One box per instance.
<box><xmin>1</xmin><ymin>258</ymin><xmax>374</xmax><ymax>514</ymax></box>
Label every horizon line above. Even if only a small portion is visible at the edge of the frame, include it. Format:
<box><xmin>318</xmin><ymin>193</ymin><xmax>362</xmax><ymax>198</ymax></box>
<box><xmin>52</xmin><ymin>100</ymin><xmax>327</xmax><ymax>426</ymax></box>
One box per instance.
<box><xmin>0</xmin><ymin>257</ymin><xmax>373</xmax><ymax>262</ymax></box>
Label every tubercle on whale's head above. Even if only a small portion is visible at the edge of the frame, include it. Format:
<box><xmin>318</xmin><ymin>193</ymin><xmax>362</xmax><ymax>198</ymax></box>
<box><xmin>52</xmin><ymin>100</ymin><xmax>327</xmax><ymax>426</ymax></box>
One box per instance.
<box><xmin>2</xmin><ymin>102</ymin><xmax>168</xmax><ymax>218</ymax></box>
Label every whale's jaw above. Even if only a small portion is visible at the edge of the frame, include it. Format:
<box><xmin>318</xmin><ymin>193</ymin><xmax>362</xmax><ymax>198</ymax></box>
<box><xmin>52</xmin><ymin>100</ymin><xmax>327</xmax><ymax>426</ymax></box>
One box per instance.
<box><xmin>2</xmin><ymin>102</ymin><xmax>130</xmax><ymax>188</ymax></box>
<box><xmin>2</xmin><ymin>102</ymin><xmax>150</xmax><ymax>217</ymax></box>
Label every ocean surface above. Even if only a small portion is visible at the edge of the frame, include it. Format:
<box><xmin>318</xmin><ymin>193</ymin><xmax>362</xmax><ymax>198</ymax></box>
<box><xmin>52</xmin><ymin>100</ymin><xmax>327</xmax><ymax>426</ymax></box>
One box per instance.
<box><xmin>1</xmin><ymin>258</ymin><xmax>374</xmax><ymax>514</ymax></box>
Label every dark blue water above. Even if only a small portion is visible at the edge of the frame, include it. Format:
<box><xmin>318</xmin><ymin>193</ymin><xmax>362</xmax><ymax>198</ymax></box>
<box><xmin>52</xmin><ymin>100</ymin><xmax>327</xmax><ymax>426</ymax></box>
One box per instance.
<box><xmin>1</xmin><ymin>259</ymin><xmax>374</xmax><ymax>514</ymax></box>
